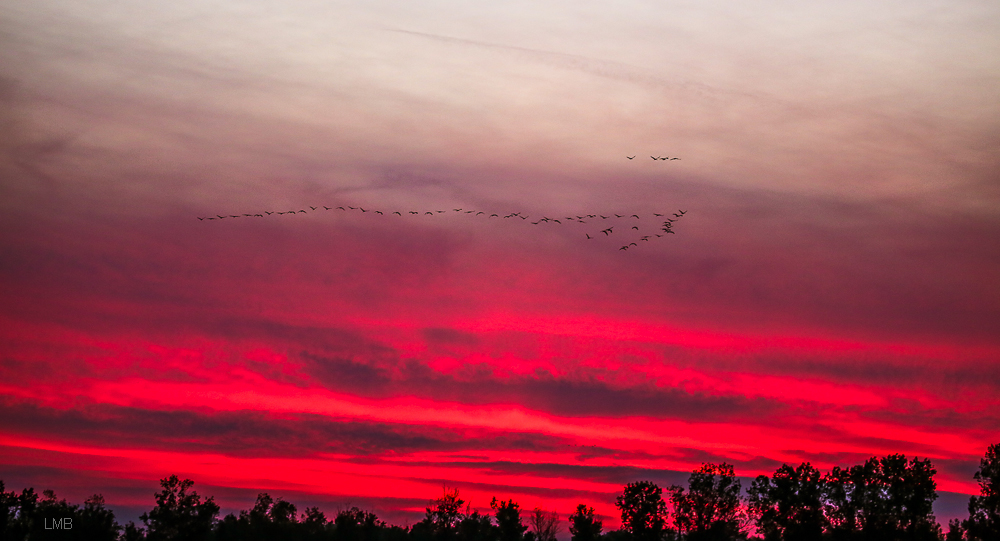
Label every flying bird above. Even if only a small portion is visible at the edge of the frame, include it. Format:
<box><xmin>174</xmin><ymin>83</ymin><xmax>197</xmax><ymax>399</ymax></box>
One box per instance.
<box><xmin>654</xmin><ymin>213</ymin><xmax>663</xmax><ymax>217</ymax></box>
<box><xmin>678</xmin><ymin>210</ymin><xmax>687</xmax><ymax>215</ymax></box>
<box><xmin>337</xmin><ymin>207</ymin><xmax>345</xmax><ymax>211</ymax></box>
<box><xmin>631</xmin><ymin>214</ymin><xmax>639</xmax><ymax>219</ymax></box>
<box><xmin>425</xmin><ymin>212</ymin><xmax>433</xmax><ymax>215</ymax></box>
<box><xmin>310</xmin><ymin>206</ymin><xmax>317</xmax><ymax>210</ymax></box>
<box><xmin>620</xmin><ymin>246</ymin><xmax>628</xmax><ymax>250</ymax></box>
<box><xmin>651</xmin><ymin>156</ymin><xmax>658</xmax><ymax>160</ymax></box>
<box><xmin>632</xmin><ymin>226</ymin><xmax>639</xmax><ymax>230</ymax></box>
<box><xmin>627</xmin><ymin>156</ymin><xmax>635</xmax><ymax>159</ymax></box>
<box><xmin>670</xmin><ymin>157</ymin><xmax>680</xmax><ymax>160</ymax></box>
<box><xmin>393</xmin><ymin>211</ymin><xmax>401</xmax><ymax>215</ymax></box>
<box><xmin>615</xmin><ymin>214</ymin><xmax>623</xmax><ymax>218</ymax></box>
<box><xmin>410</xmin><ymin>211</ymin><xmax>418</xmax><ymax>214</ymax></box>
<box><xmin>375</xmin><ymin>211</ymin><xmax>383</xmax><ymax>215</ymax></box>
<box><xmin>586</xmin><ymin>234</ymin><xmax>592</xmax><ymax>239</ymax></box>
<box><xmin>197</xmin><ymin>217</ymin><xmax>204</xmax><ymax>220</ymax></box>
<box><xmin>324</xmin><ymin>206</ymin><xmax>332</xmax><ymax>210</ymax></box>
<box><xmin>630</xmin><ymin>243</ymin><xmax>637</xmax><ymax>247</ymax></box>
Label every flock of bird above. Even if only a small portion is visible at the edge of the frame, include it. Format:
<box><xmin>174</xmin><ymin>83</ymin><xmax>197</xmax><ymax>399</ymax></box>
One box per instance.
<box><xmin>627</xmin><ymin>155</ymin><xmax>681</xmax><ymax>160</ymax></box>
<box><xmin>197</xmin><ymin>206</ymin><xmax>686</xmax><ymax>252</ymax></box>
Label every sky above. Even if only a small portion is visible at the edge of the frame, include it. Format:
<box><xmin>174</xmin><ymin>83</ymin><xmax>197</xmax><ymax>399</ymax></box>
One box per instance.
<box><xmin>1</xmin><ymin>0</ymin><xmax>999</xmax><ymax>530</ymax></box>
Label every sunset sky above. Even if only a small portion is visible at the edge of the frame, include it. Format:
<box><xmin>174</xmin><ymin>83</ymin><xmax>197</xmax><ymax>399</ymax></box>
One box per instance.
<box><xmin>2</xmin><ymin>0</ymin><xmax>999</xmax><ymax>530</ymax></box>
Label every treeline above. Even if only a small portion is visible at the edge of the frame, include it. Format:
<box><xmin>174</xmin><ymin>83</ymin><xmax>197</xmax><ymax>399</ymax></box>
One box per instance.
<box><xmin>1</xmin><ymin>444</ymin><xmax>997</xmax><ymax>541</ymax></box>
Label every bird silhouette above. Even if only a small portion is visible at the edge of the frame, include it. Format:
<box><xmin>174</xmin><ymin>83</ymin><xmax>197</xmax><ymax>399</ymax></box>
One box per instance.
<box><xmin>620</xmin><ymin>245</ymin><xmax>628</xmax><ymax>250</ymax></box>
<box><xmin>615</xmin><ymin>214</ymin><xmax>623</xmax><ymax>218</ymax></box>
<box><xmin>310</xmin><ymin>206</ymin><xmax>318</xmax><ymax>210</ymax></box>
<box><xmin>410</xmin><ymin>211</ymin><xmax>418</xmax><ymax>214</ymax></box>
<box><xmin>629</xmin><ymin>242</ymin><xmax>637</xmax><ymax>247</ymax></box>
<box><xmin>337</xmin><ymin>207</ymin><xmax>345</xmax><ymax>211</ymax></box>
<box><xmin>375</xmin><ymin>211</ymin><xmax>383</xmax><ymax>215</ymax></box>
<box><xmin>678</xmin><ymin>210</ymin><xmax>687</xmax><ymax>215</ymax></box>
<box><xmin>425</xmin><ymin>212</ymin><xmax>433</xmax><ymax>215</ymax></box>
<box><xmin>671</xmin><ymin>157</ymin><xmax>680</xmax><ymax>160</ymax></box>
<box><xmin>243</xmin><ymin>214</ymin><xmax>252</xmax><ymax>217</ymax></box>
<box><xmin>490</xmin><ymin>214</ymin><xmax>498</xmax><ymax>217</ymax></box>
<box><xmin>553</xmin><ymin>219</ymin><xmax>561</xmax><ymax>224</ymax></box>
<box><xmin>360</xmin><ymin>208</ymin><xmax>367</xmax><ymax>212</ymax></box>
<box><xmin>654</xmin><ymin>213</ymin><xmax>663</xmax><ymax>217</ymax></box>
<box><xmin>476</xmin><ymin>212</ymin><xmax>485</xmax><ymax>215</ymax></box>
<box><xmin>207</xmin><ymin>217</ymin><xmax>216</xmax><ymax>220</ymax></box>
<box><xmin>586</xmin><ymin>233</ymin><xmax>592</xmax><ymax>239</ymax></box>
<box><xmin>454</xmin><ymin>209</ymin><xmax>462</xmax><ymax>212</ymax></box>
<box><xmin>660</xmin><ymin>157</ymin><xmax>668</xmax><ymax>160</ymax></box>
<box><xmin>348</xmin><ymin>206</ymin><xmax>356</xmax><ymax>210</ymax></box>
<box><xmin>265</xmin><ymin>211</ymin><xmax>274</xmax><ymax>215</ymax></box>
<box><xmin>298</xmin><ymin>210</ymin><xmax>307</xmax><ymax>213</ymax></box>
<box><xmin>197</xmin><ymin>217</ymin><xmax>204</xmax><ymax>220</ymax></box>
<box><xmin>393</xmin><ymin>211</ymin><xmax>401</xmax><ymax>215</ymax></box>
<box><xmin>600</xmin><ymin>215</ymin><xmax>609</xmax><ymax>219</ymax></box>
<box><xmin>651</xmin><ymin>156</ymin><xmax>658</xmax><ymax>160</ymax></box>
<box><xmin>254</xmin><ymin>214</ymin><xmax>263</xmax><ymax>217</ymax></box>
<box><xmin>324</xmin><ymin>206</ymin><xmax>332</xmax><ymax>210</ymax></box>
<box><xmin>627</xmin><ymin>156</ymin><xmax>635</xmax><ymax>160</ymax></box>
<box><xmin>631</xmin><ymin>214</ymin><xmax>639</xmax><ymax>219</ymax></box>
<box><xmin>632</xmin><ymin>226</ymin><xmax>639</xmax><ymax>230</ymax></box>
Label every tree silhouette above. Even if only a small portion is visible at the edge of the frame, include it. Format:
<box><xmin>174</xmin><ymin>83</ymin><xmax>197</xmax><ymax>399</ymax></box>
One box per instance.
<box><xmin>491</xmin><ymin>497</ymin><xmax>527</xmax><ymax>541</ymax></box>
<box><xmin>0</xmin><ymin>483</ymin><xmax>121</xmax><ymax>541</ymax></box>
<box><xmin>417</xmin><ymin>487</ymin><xmax>466</xmax><ymax>541</ymax></box>
<box><xmin>334</xmin><ymin>506</ymin><xmax>386</xmax><ymax>541</ymax></box>
<box><xmin>668</xmin><ymin>463</ymin><xmax>744</xmax><ymax>541</ymax></box>
<box><xmin>748</xmin><ymin>462</ymin><xmax>826</xmax><ymax>541</ymax></box>
<box><xmin>528</xmin><ymin>508</ymin><xmax>559</xmax><ymax>541</ymax></box>
<box><xmin>615</xmin><ymin>481</ymin><xmax>668</xmax><ymax>541</ymax></box>
<box><xmin>140</xmin><ymin>475</ymin><xmax>219</xmax><ymax>541</ymax></box>
<box><xmin>965</xmin><ymin>443</ymin><xmax>1000</xmax><ymax>540</ymax></box>
<box><xmin>824</xmin><ymin>454</ymin><xmax>940</xmax><ymax>540</ymax></box>
<box><xmin>456</xmin><ymin>508</ymin><xmax>496</xmax><ymax>541</ymax></box>
<box><xmin>568</xmin><ymin>504</ymin><xmax>602</xmax><ymax>541</ymax></box>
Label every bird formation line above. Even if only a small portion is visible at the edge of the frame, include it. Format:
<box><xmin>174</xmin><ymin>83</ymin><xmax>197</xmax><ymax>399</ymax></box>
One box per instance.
<box><xmin>626</xmin><ymin>155</ymin><xmax>681</xmax><ymax>160</ymax></box>
<box><xmin>197</xmin><ymin>206</ymin><xmax>686</xmax><ymax>251</ymax></box>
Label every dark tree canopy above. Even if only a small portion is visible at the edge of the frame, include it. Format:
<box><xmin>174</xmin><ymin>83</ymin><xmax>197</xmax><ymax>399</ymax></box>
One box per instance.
<box><xmin>668</xmin><ymin>463</ymin><xmax>744</xmax><ymax>541</ymax></box>
<box><xmin>491</xmin><ymin>497</ymin><xmax>527</xmax><ymax>541</ymax></box>
<box><xmin>140</xmin><ymin>475</ymin><xmax>219</xmax><ymax>541</ymax></box>
<box><xmin>965</xmin><ymin>443</ymin><xmax>1000</xmax><ymax>541</ymax></box>
<box><xmin>615</xmin><ymin>481</ymin><xmax>668</xmax><ymax>541</ymax></box>
<box><xmin>568</xmin><ymin>504</ymin><xmax>603</xmax><ymax>541</ymax></box>
<box><xmin>0</xmin><ymin>484</ymin><xmax>120</xmax><ymax>541</ymax></box>
<box><xmin>748</xmin><ymin>462</ymin><xmax>826</xmax><ymax>541</ymax></box>
<box><xmin>824</xmin><ymin>454</ymin><xmax>940</xmax><ymax>541</ymax></box>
